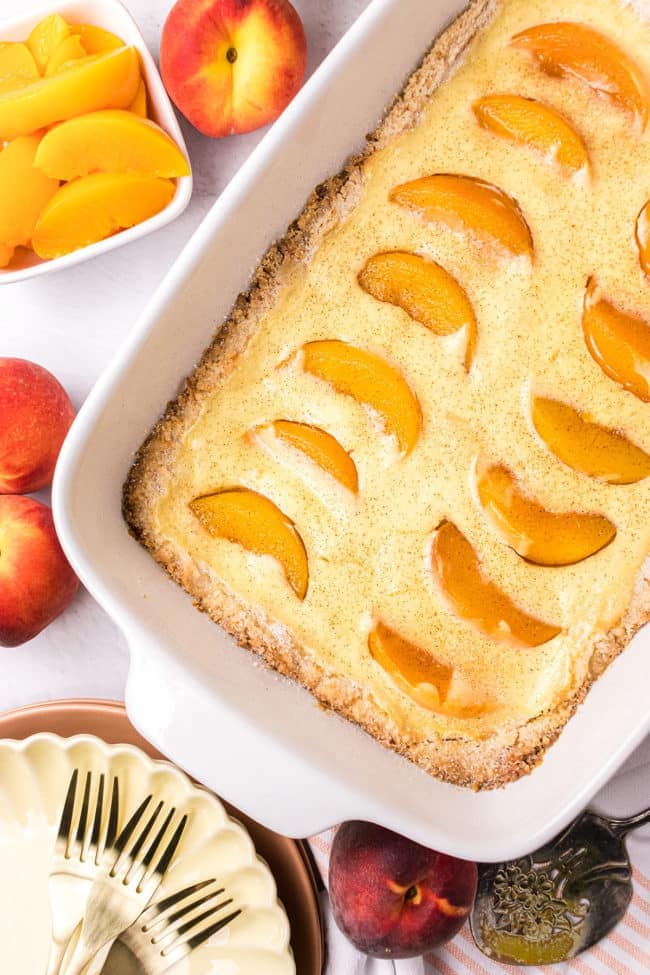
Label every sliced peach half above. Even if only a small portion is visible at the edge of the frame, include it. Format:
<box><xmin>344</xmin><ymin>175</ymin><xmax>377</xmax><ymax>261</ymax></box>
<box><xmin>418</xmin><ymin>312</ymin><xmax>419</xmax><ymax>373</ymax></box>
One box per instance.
<box><xmin>253</xmin><ymin>420</ymin><xmax>359</xmax><ymax>493</ymax></box>
<box><xmin>0</xmin><ymin>135</ymin><xmax>59</xmax><ymax>248</ymax></box>
<box><xmin>430</xmin><ymin>521</ymin><xmax>561</xmax><ymax>648</ymax></box>
<box><xmin>0</xmin><ymin>47</ymin><xmax>140</xmax><ymax>141</ymax></box>
<box><xmin>34</xmin><ymin>110</ymin><xmax>190</xmax><ymax>180</ymax></box>
<box><xmin>70</xmin><ymin>24</ymin><xmax>125</xmax><ymax>55</ymax></box>
<box><xmin>531</xmin><ymin>396</ymin><xmax>650</xmax><ymax>484</ymax></box>
<box><xmin>473</xmin><ymin>94</ymin><xmax>589</xmax><ymax>173</ymax></box>
<box><xmin>476</xmin><ymin>461</ymin><xmax>616</xmax><ymax>566</ymax></box>
<box><xmin>512</xmin><ymin>22</ymin><xmax>649</xmax><ymax>129</ymax></box>
<box><xmin>582</xmin><ymin>278</ymin><xmax>650</xmax><ymax>402</ymax></box>
<box><xmin>190</xmin><ymin>487</ymin><xmax>308</xmax><ymax>599</ymax></box>
<box><xmin>32</xmin><ymin>172</ymin><xmax>175</xmax><ymax>259</ymax></box>
<box><xmin>44</xmin><ymin>34</ymin><xmax>87</xmax><ymax>76</ymax></box>
<box><xmin>299</xmin><ymin>340</ymin><xmax>422</xmax><ymax>457</ymax></box>
<box><xmin>0</xmin><ymin>43</ymin><xmax>40</xmax><ymax>91</ymax></box>
<box><xmin>358</xmin><ymin>251</ymin><xmax>477</xmax><ymax>369</ymax></box>
<box><xmin>27</xmin><ymin>13</ymin><xmax>71</xmax><ymax>73</ymax></box>
<box><xmin>390</xmin><ymin>174</ymin><xmax>533</xmax><ymax>258</ymax></box>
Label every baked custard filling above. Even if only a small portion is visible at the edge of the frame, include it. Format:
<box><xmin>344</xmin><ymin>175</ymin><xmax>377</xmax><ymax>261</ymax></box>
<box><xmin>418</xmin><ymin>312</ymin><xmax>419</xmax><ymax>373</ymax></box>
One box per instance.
<box><xmin>141</xmin><ymin>0</ymin><xmax>650</xmax><ymax>760</ymax></box>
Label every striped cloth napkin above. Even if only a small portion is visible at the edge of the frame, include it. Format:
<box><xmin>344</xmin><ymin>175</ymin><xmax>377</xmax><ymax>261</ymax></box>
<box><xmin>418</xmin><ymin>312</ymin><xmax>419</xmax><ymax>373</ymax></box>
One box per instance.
<box><xmin>309</xmin><ymin>736</ymin><xmax>650</xmax><ymax>974</ymax></box>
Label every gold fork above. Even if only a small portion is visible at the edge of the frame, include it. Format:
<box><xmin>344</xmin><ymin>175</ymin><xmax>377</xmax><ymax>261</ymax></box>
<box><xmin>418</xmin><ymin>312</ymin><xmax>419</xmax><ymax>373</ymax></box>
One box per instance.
<box><xmin>63</xmin><ymin>794</ymin><xmax>188</xmax><ymax>975</ymax></box>
<box><xmin>116</xmin><ymin>878</ymin><xmax>242</xmax><ymax>973</ymax></box>
<box><xmin>47</xmin><ymin>769</ymin><xmax>119</xmax><ymax>975</ymax></box>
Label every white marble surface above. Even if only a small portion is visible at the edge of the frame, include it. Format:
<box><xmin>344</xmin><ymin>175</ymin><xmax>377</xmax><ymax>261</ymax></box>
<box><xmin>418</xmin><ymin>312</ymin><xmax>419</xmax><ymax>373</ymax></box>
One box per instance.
<box><xmin>0</xmin><ymin>0</ymin><xmax>370</xmax><ymax>711</ymax></box>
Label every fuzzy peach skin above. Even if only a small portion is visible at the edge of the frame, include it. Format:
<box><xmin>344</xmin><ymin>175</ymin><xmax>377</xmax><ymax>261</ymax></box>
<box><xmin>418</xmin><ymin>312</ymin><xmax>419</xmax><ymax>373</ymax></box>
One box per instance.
<box><xmin>160</xmin><ymin>0</ymin><xmax>307</xmax><ymax>137</ymax></box>
<box><xmin>329</xmin><ymin>821</ymin><xmax>477</xmax><ymax>958</ymax></box>
<box><xmin>0</xmin><ymin>358</ymin><xmax>75</xmax><ymax>495</ymax></box>
<box><xmin>0</xmin><ymin>496</ymin><xmax>79</xmax><ymax>647</ymax></box>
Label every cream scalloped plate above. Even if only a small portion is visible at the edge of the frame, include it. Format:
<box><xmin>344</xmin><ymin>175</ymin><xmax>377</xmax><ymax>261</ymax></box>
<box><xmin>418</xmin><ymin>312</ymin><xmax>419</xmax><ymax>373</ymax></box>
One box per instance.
<box><xmin>0</xmin><ymin>733</ymin><xmax>294</xmax><ymax>975</ymax></box>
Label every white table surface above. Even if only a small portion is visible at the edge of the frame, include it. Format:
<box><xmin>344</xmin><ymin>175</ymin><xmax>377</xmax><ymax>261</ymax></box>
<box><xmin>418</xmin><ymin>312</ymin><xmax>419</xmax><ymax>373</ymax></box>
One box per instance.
<box><xmin>1</xmin><ymin>0</ymin><xmax>371</xmax><ymax>713</ymax></box>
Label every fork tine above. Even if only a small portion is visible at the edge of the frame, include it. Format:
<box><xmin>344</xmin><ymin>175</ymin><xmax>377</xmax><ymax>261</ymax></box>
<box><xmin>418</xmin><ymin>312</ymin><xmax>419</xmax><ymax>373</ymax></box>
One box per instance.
<box><xmin>74</xmin><ymin>771</ymin><xmax>92</xmax><ymax>848</ymax></box>
<box><xmin>112</xmin><ymin>794</ymin><xmax>152</xmax><ymax>855</ymax></box>
<box><xmin>161</xmin><ymin>896</ymin><xmax>235</xmax><ymax>943</ymax></box>
<box><xmin>153</xmin><ymin>814</ymin><xmax>188</xmax><ymax>879</ymax></box>
<box><xmin>56</xmin><ymin>768</ymin><xmax>78</xmax><ymax>847</ymax></box>
<box><xmin>174</xmin><ymin>908</ymin><xmax>242</xmax><ymax>955</ymax></box>
<box><xmin>138</xmin><ymin>879</ymin><xmax>217</xmax><ymax>928</ymax></box>
<box><xmin>89</xmin><ymin>773</ymin><xmax>105</xmax><ymax>851</ymax></box>
<box><xmin>105</xmin><ymin>777</ymin><xmax>120</xmax><ymax>851</ymax></box>
<box><xmin>145</xmin><ymin>885</ymin><xmax>226</xmax><ymax>936</ymax></box>
<box><xmin>140</xmin><ymin>806</ymin><xmax>174</xmax><ymax>870</ymax></box>
<box><xmin>129</xmin><ymin>801</ymin><xmax>164</xmax><ymax>861</ymax></box>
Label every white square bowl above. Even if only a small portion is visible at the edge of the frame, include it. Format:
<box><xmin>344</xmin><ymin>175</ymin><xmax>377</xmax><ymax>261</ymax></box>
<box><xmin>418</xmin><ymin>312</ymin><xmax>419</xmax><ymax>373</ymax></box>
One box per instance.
<box><xmin>53</xmin><ymin>0</ymin><xmax>650</xmax><ymax>862</ymax></box>
<box><xmin>0</xmin><ymin>0</ymin><xmax>192</xmax><ymax>284</ymax></box>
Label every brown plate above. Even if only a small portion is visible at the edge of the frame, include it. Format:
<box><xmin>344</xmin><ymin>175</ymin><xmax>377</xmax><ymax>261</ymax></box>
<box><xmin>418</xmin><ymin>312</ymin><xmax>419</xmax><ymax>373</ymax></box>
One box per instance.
<box><xmin>0</xmin><ymin>698</ymin><xmax>325</xmax><ymax>975</ymax></box>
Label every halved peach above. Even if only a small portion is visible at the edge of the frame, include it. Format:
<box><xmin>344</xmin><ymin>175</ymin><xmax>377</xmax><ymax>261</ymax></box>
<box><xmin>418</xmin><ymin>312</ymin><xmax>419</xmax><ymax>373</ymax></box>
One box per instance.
<box><xmin>476</xmin><ymin>461</ymin><xmax>616</xmax><ymax>565</ymax></box>
<box><xmin>70</xmin><ymin>24</ymin><xmax>124</xmax><ymax>55</ymax></box>
<box><xmin>299</xmin><ymin>340</ymin><xmax>422</xmax><ymax>457</ymax></box>
<box><xmin>44</xmin><ymin>34</ymin><xmax>87</xmax><ymax>76</ymax></box>
<box><xmin>512</xmin><ymin>22</ymin><xmax>649</xmax><ymax>129</ymax></box>
<box><xmin>390</xmin><ymin>174</ymin><xmax>533</xmax><ymax>258</ymax></box>
<box><xmin>369</xmin><ymin>621</ymin><xmax>488</xmax><ymax>718</ymax></box>
<box><xmin>190</xmin><ymin>487</ymin><xmax>308</xmax><ymax>599</ymax></box>
<box><xmin>358</xmin><ymin>251</ymin><xmax>477</xmax><ymax>369</ymax></box>
<box><xmin>0</xmin><ymin>43</ymin><xmax>40</xmax><ymax>91</ymax></box>
<box><xmin>27</xmin><ymin>13</ymin><xmax>70</xmax><ymax>73</ymax></box>
<box><xmin>34</xmin><ymin>110</ymin><xmax>190</xmax><ymax>179</ymax></box>
<box><xmin>473</xmin><ymin>94</ymin><xmax>589</xmax><ymax>173</ymax></box>
<box><xmin>531</xmin><ymin>396</ymin><xmax>650</xmax><ymax>484</ymax></box>
<box><xmin>129</xmin><ymin>77</ymin><xmax>148</xmax><ymax>117</ymax></box>
<box><xmin>0</xmin><ymin>244</ymin><xmax>13</xmax><ymax>268</ymax></box>
<box><xmin>252</xmin><ymin>420</ymin><xmax>359</xmax><ymax>493</ymax></box>
<box><xmin>0</xmin><ymin>47</ymin><xmax>140</xmax><ymax>141</ymax></box>
<box><xmin>0</xmin><ymin>135</ymin><xmax>59</xmax><ymax>248</ymax></box>
<box><xmin>32</xmin><ymin>172</ymin><xmax>174</xmax><ymax>259</ymax></box>
<box><xmin>582</xmin><ymin>278</ymin><xmax>650</xmax><ymax>402</ymax></box>
<box><xmin>430</xmin><ymin>521</ymin><xmax>561</xmax><ymax>648</ymax></box>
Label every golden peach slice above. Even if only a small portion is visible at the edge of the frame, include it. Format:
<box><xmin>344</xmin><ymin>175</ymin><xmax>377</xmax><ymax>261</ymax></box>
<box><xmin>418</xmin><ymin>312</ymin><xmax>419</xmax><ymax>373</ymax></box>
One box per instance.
<box><xmin>32</xmin><ymin>172</ymin><xmax>174</xmax><ymax>259</ymax></box>
<box><xmin>512</xmin><ymin>22</ymin><xmax>649</xmax><ymax>129</ymax></box>
<box><xmin>253</xmin><ymin>420</ymin><xmax>358</xmax><ymax>493</ymax></box>
<box><xmin>129</xmin><ymin>77</ymin><xmax>148</xmax><ymax>118</ymax></box>
<box><xmin>0</xmin><ymin>244</ymin><xmax>13</xmax><ymax>268</ymax></box>
<box><xmin>635</xmin><ymin>201</ymin><xmax>650</xmax><ymax>277</ymax></box>
<box><xmin>473</xmin><ymin>94</ymin><xmax>589</xmax><ymax>173</ymax></box>
<box><xmin>190</xmin><ymin>487</ymin><xmax>308</xmax><ymax>599</ymax></box>
<box><xmin>358</xmin><ymin>251</ymin><xmax>477</xmax><ymax>369</ymax></box>
<box><xmin>369</xmin><ymin>622</ymin><xmax>489</xmax><ymax>718</ymax></box>
<box><xmin>0</xmin><ymin>135</ymin><xmax>59</xmax><ymax>249</ymax></box>
<box><xmin>582</xmin><ymin>278</ymin><xmax>650</xmax><ymax>402</ymax></box>
<box><xmin>476</xmin><ymin>461</ymin><xmax>616</xmax><ymax>566</ymax></box>
<box><xmin>27</xmin><ymin>13</ymin><xmax>71</xmax><ymax>74</ymax></box>
<box><xmin>531</xmin><ymin>396</ymin><xmax>650</xmax><ymax>484</ymax></box>
<box><xmin>45</xmin><ymin>34</ymin><xmax>87</xmax><ymax>76</ymax></box>
<box><xmin>300</xmin><ymin>340</ymin><xmax>422</xmax><ymax>457</ymax></box>
<box><xmin>430</xmin><ymin>521</ymin><xmax>561</xmax><ymax>648</ymax></box>
<box><xmin>70</xmin><ymin>24</ymin><xmax>124</xmax><ymax>55</ymax></box>
<box><xmin>0</xmin><ymin>43</ymin><xmax>40</xmax><ymax>91</ymax></box>
<box><xmin>389</xmin><ymin>174</ymin><xmax>533</xmax><ymax>258</ymax></box>
<box><xmin>0</xmin><ymin>47</ymin><xmax>141</xmax><ymax>141</ymax></box>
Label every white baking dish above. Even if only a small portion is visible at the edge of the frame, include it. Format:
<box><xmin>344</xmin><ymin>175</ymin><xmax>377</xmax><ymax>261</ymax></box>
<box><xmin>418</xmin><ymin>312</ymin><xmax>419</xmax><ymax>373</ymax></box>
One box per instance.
<box><xmin>53</xmin><ymin>0</ymin><xmax>650</xmax><ymax>862</ymax></box>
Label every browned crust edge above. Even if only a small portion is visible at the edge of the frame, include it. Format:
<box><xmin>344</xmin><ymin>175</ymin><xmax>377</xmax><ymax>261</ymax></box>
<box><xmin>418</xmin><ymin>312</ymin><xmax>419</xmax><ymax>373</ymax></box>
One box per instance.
<box><xmin>123</xmin><ymin>0</ymin><xmax>650</xmax><ymax>790</ymax></box>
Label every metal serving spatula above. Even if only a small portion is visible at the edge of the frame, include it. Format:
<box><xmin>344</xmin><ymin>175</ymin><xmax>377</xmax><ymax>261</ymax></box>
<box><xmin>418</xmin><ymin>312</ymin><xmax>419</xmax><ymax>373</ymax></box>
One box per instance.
<box><xmin>470</xmin><ymin>805</ymin><xmax>650</xmax><ymax>965</ymax></box>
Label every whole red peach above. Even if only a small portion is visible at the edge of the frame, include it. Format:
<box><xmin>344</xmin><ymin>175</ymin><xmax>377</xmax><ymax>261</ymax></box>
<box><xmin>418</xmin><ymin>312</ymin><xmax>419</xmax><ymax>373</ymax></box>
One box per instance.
<box><xmin>329</xmin><ymin>821</ymin><xmax>477</xmax><ymax>958</ymax></box>
<box><xmin>0</xmin><ymin>357</ymin><xmax>75</xmax><ymax>494</ymax></box>
<box><xmin>161</xmin><ymin>0</ymin><xmax>307</xmax><ymax>138</ymax></box>
<box><xmin>0</xmin><ymin>496</ymin><xmax>79</xmax><ymax>647</ymax></box>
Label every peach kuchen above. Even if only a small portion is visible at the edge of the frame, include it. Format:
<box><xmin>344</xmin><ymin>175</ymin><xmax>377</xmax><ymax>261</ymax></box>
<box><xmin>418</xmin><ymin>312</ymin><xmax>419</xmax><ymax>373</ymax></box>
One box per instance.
<box><xmin>124</xmin><ymin>0</ymin><xmax>650</xmax><ymax>789</ymax></box>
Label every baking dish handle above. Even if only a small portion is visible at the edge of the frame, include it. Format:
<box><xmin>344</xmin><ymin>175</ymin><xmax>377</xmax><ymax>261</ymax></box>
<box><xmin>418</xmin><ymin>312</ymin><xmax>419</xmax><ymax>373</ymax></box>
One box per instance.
<box><xmin>123</xmin><ymin>628</ymin><xmax>364</xmax><ymax>839</ymax></box>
